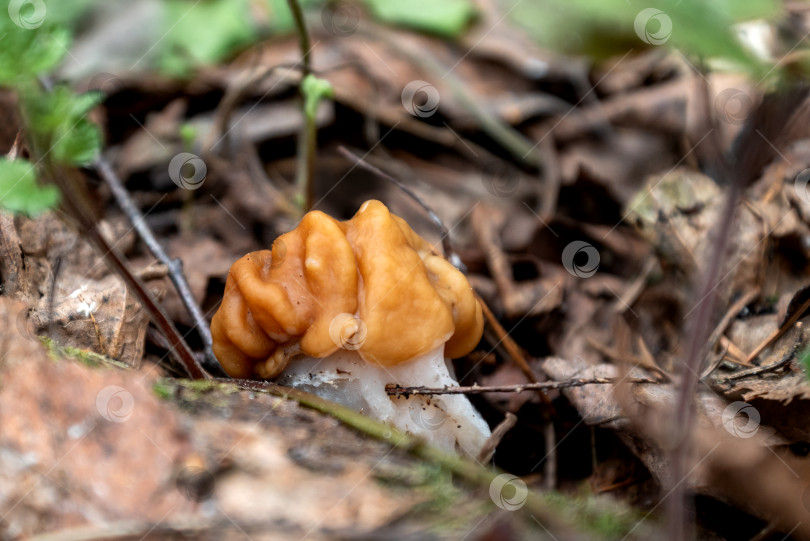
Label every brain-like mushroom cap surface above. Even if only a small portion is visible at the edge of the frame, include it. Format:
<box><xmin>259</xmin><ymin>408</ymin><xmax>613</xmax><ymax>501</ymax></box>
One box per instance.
<box><xmin>211</xmin><ymin>200</ymin><xmax>483</xmax><ymax>379</ymax></box>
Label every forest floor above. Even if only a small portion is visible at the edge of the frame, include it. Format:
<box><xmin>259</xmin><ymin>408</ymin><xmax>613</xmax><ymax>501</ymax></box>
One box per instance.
<box><xmin>3</xmin><ymin>1</ymin><xmax>810</xmax><ymax>540</ymax></box>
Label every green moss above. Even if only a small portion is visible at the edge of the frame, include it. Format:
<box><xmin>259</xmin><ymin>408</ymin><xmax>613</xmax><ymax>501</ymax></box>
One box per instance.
<box><xmin>179</xmin><ymin>378</ymin><xmax>239</xmax><ymax>394</ymax></box>
<box><xmin>407</xmin><ymin>463</ymin><xmax>459</xmax><ymax>506</ymax></box>
<box><xmin>38</xmin><ymin>336</ymin><xmax>129</xmax><ymax>370</ymax></box>
<box><xmin>390</xmin><ymin>462</ymin><xmax>490</xmax><ymax>534</ymax></box>
<box><xmin>152</xmin><ymin>379</ymin><xmax>175</xmax><ymax>400</ymax></box>
<box><xmin>544</xmin><ymin>489</ymin><xmax>653</xmax><ymax>539</ymax></box>
<box><xmin>162</xmin><ymin>378</ymin><xmax>240</xmax><ymax>407</ymax></box>
<box><xmin>374</xmin><ymin>461</ymin><xmax>506</xmax><ymax>535</ymax></box>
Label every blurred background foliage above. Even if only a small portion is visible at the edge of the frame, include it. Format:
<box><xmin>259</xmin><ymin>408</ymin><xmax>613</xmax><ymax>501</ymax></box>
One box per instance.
<box><xmin>0</xmin><ymin>0</ymin><xmax>795</xmax><ymax>213</ymax></box>
<box><xmin>38</xmin><ymin>0</ymin><xmax>786</xmax><ymax>79</ymax></box>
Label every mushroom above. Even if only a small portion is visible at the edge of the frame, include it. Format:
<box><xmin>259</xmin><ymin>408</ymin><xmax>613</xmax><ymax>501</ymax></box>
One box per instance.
<box><xmin>211</xmin><ymin>200</ymin><xmax>490</xmax><ymax>456</ymax></box>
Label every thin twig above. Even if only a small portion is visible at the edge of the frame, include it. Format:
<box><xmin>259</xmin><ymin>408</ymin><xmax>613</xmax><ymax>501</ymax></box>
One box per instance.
<box><xmin>716</xmin><ymin>339</ymin><xmax>798</xmax><ymax>384</ymax></box>
<box><xmin>204</xmin><ymin>62</ymin><xmax>301</xmax><ymax>157</ymax></box>
<box><xmin>358</xmin><ymin>22</ymin><xmax>542</xmax><ymax>168</ymax></box>
<box><xmin>385</xmin><ymin>376</ymin><xmax>658</xmax><ymax>396</ymax></box>
<box><xmin>542</xmin><ymin>421</ymin><xmax>557</xmax><ymax>490</ymax></box>
<box><xmin>745</xmin><ymin>295</ymin><xmax>810</xmax><ymax>364</ymax></box>
<box><xmin>610</xmin><ymin>256</ymin><xmax>657</xmax><ymax>315</ymax></box>
<box><xmin>94</xmin><ymin>157</ymin><xmax>223</xmax><ymax>376</ymax></box>
<box><xmin>79</xmin><ymin>208</ymin><xmax>198</xmax><ymax>375</ymax></box>
<box><xmin>705</xmin><ymin>288</ymin><xmax>760</xmax><ymax>358</ymax></box>
<box><xmin>476</xmin><ymin>292</ymin><xmax>540</xmax><ymax>384</ymax></box>
<box><xmin>86</xmin><ymin>226</ymin><xmax>207</xmax><ymax>378</ymax></box>
<box><xmin>8</xmin><ymin>131</ymin><xmax>22</xmax><ymax>159</ymax></box>
<box><xmin>477</xmin><ymin>412</ymin><xmax>517</xmax><ymax>463</ymax></box>
<box><xmin>538</xmin><ymin>135</ymin><xmax>561</xmax><ymax>221</ymax></box>
<box><xmin>337</xmin><ymin>145</ymin><xmax>457</xmax><ymax>263</ymax></box>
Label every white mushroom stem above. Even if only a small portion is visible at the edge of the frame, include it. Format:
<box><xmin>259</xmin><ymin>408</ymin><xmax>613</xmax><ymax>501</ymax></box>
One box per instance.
<box><xmin>276</xmin><ymin>347</ymin><xmax>492</xmax><ymax>457</ymax></box>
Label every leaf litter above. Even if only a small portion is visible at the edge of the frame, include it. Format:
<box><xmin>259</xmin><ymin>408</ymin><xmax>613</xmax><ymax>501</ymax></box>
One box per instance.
<box><xmin>4</xmin><ymin>1</ymin><xmax>810</xmax><ymax>539</ymax></box>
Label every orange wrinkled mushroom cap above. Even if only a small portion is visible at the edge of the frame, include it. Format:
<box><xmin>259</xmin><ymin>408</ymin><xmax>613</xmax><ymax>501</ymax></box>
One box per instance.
<box><xmin>211</xmin><ymin>200</ymin><xmax>484</xmax><ymax>379</ymax></box>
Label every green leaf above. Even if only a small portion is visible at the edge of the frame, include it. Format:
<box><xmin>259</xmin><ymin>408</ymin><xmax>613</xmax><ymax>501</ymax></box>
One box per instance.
<box><xmin>69</xmin><ymin>90</ymin><xmax>103</xmax><ymax>117</ymax></box>
<box><xmin>0</xmin><ymin>158</ymin><xmax>60</xmax><ymax>216</ymax></box>
<box><xmin>52</xmin><ymin>118</ymin><xmax>102</xmax><ymax>166</ymax></box>
<box><xmin>159</xmin><ymin>0</ymin><xmax>257</xmax><ymax>76</ymax></box>
<box><xmin>23</xmin><ymin>86</ymin><xmax>102</xmax><ymax>166</ymax></box>
<box><xmin>0</xmin><ymin>12</ymin><xmax>69</xmax><ymax>85</ymax></box>
<box><xmin>44</xmin><ymin>0</ymin><xmax>96</xmax><ymax>27</ymax></box>
<box><xmin>510</xmin><ymin>0</ymin><xmax>778</xmax><ymax>78</ymax></box>
<box><xmin>301</xmin><ymin>74</ymin><xmax>333</xmax><ymax>119</ymax></box>
<box><xmin>364</xmin><ymin>0</ymin><xmax>475</xmax><ymax>37</ymax></box>
<box><xmin>264</xmin><ymin>0</ymin><xmax>325</xmax><ymax>34</ymax></box>
<box><xmin>24</xmin><ymin>87</ymin><xmax>101</xmax><ymax>133</ymax></box>
<box><xmin>264</xmin><ymin>0</ymin><xmax>299</xmax><ymax>33</ymax></box>
<box><xmin>180</xmin><ymin>123</ymin><xmax>198</xmax><ymax>149</ymax></box>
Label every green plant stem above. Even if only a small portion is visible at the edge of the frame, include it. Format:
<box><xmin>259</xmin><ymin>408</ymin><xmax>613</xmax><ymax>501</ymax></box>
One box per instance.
<box><xmin>286</xmin><ymin>0</ymin><xmax>316</xmax><ymax>211</ymax></box>
<box><xmin>285</xmin><ymin>0</ymin><xmax>311</xmax><ymax>76</ymax></box>
<box><xmin>296</xmin><ymin>111</ymin><xmax>317</xmax><ymax>211</ymax></box>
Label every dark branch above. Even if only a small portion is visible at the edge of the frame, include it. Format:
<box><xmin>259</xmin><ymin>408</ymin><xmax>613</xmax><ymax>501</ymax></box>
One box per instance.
<box><xmin>385</xmin><ymin>377</ymin><xmax>659</xmax><ymax>397</ymax></box>
<box><xmin>94</xmin><ymin>157</ymin><xmax>224</xmax><ymax>376</ymax></box>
